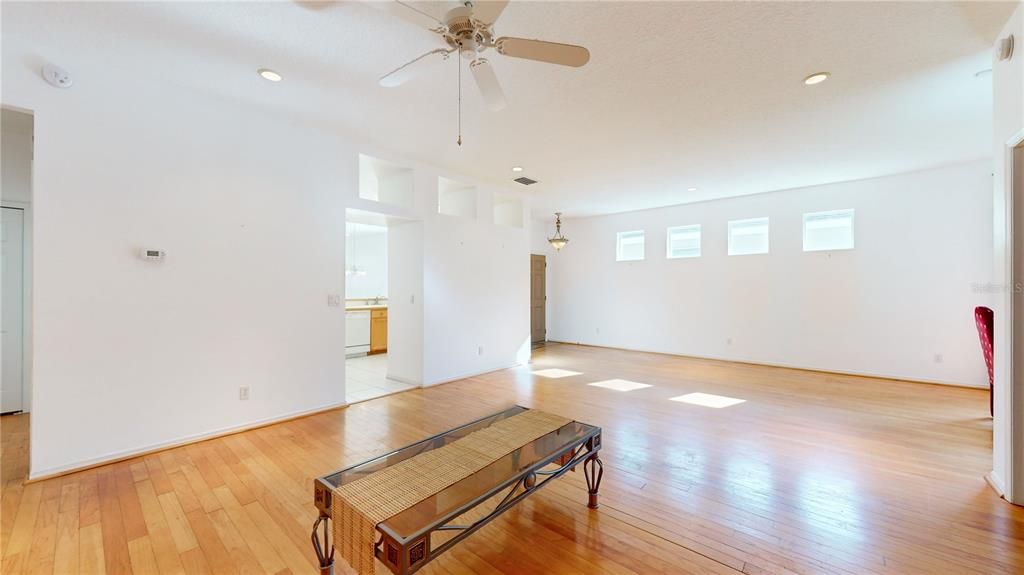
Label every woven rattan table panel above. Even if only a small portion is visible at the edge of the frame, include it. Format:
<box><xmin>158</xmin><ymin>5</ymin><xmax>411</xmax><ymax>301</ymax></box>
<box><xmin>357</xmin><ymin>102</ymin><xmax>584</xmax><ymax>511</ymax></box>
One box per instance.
<box><xmin>332</xmin><ymin>409</ymin><xmax>571</xmax><ymax>574</ymax></box>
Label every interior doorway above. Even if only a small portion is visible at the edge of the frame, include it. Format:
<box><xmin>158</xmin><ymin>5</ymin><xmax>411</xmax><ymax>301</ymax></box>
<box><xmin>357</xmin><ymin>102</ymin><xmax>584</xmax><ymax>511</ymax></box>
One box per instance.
<box><xmin>2</xmin><ymin>107</ymin><xmax>33</xmax><ymax>487</ymax></box>
<box><xmin>2</xmin><ymin>207</ymin><xmax>25</xmax><ymax>413</ymax></box>
<box><xmin>531</xmin><ymin>254</ymin><xmax>546</xmax><ymax>345</ymax></box>
<box><xmin>2</xmin><ymin>108</ymin><xmax>33</xmax><ymax>418</ymax></box>
<box><xmin>344</xmin><ymin>210</ymin><xmax>419</xmax><ymax>403</ymax></box>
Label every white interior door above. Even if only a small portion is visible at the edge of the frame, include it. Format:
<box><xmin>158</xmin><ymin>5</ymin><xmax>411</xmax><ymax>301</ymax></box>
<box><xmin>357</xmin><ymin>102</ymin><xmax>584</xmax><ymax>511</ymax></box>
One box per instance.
<box><xmin>2</xmin><ymin>207</ymin><xmax>25</xmax><ymax>413</ymax></box>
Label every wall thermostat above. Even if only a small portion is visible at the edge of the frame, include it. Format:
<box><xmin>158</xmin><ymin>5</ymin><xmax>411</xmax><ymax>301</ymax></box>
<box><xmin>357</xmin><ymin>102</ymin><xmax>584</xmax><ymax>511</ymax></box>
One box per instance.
<box><xmin>140</xmin><ymin>249</ymin><xmax>166</xmax><ymax>261</ymax></box>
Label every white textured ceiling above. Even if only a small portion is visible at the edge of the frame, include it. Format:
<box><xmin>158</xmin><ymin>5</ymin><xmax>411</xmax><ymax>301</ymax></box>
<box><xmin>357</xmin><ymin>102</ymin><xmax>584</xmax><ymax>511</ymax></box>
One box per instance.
<box><xmin>2</xmin><ymin>1</ymin><xmax>1015</xmax><ymax>217</ymax></box>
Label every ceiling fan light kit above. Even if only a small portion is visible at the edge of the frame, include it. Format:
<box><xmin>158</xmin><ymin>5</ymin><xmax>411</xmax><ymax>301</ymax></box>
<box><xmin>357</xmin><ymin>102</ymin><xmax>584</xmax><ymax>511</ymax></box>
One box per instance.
<box><xmin>378</xmin><ymin>0</ymin><xmax>591</xmax><ymax>145</ymax></box>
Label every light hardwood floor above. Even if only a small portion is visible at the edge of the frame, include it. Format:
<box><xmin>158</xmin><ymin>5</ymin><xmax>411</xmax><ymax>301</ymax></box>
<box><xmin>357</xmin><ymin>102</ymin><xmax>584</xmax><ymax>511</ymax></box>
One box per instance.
<box><xmin>2</xmin><ymin>343</ymin><xmax>1022</xmax><ymax>574</ymax></box>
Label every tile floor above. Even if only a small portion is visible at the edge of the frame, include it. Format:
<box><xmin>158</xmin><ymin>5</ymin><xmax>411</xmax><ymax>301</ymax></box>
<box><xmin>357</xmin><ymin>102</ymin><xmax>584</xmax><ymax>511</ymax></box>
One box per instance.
<box><xmin>345</xmin><ymin>353</ymin><xmax>416</xmax><ymax>403</ymax></box>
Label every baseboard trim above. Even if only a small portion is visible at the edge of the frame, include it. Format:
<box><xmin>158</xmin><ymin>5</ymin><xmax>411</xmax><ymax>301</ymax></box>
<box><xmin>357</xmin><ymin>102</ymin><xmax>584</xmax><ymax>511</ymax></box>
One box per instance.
<box><xmin>985</xmin><ymin>470</ymin><xmax>1007</xmax><ymax>498</ymax></box>
<box><xmin>544</xmin><ymin>340</ymin><xmax>987</xmax><ymax>390</ymax></box>
<box><xmin>422</xmin><ymin>362</ymin><xmax>524</xmax><ymax>388</ymax></box>
<box><xmin>29</xmin><ymin>362</ymin><xmax>527</xmax><ymax>482</ymax></box>
<box><xmin>27</xmin><ymin>399</ymin><xmax>350</xmax><ymax>483</ymax></box>
<box><xmin>385</xmin><ymin>373</ymin><xmax>422</xmax><ymax>387</ymax></box>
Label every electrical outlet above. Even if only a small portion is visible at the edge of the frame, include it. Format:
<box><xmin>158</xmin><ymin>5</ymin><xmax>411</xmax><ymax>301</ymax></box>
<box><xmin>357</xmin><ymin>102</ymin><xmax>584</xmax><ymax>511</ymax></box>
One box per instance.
<box><xmin>239</xmin><ymin>386</ymin><xmax>250</xmax><ymax>400</ymax></box>
<box><xmin>595</xmin><ymin>327</ymin><xmax>601</xmax><ymax>334</ymax></box>
<box><xmin>934</xmin><ymin>353</ymin><xmax>944</xmax><ymax>364</ymax></box>
<box><xmin>478</xmin><ymin>346</ymin><xmax>484</xmax><ymax>356</ymax></box>
<box><xmin>327</xmin><ymin>294</ymin><xmax>341</xmax><ymax>307</ymax></box>
<box><xmin>727</xmin><ymin>337</ymin><xmax>733</xmax><ymax>345</ymax></box>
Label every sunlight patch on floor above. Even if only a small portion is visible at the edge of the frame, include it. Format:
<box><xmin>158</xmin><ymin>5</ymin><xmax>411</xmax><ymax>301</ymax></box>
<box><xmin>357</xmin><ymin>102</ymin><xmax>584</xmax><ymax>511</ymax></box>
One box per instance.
<box><xmin>670</xmin><ymin>392</ymin><xmax>746</xmax><ymax>408</ymax></box>
<box><xmin>532</xmin><ymin>368</ymin><xmax>583</xmax><ymax>378</ymax></box>
<box><xmin>588</xmin><ymin>379</ymin><xmax>652</xmax><ymax>392</ymax></box>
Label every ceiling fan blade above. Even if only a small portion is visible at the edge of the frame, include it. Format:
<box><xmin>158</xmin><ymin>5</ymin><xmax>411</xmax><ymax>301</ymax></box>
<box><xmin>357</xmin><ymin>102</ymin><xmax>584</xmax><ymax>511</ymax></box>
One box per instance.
<box><xmin>366</xmin><ymin>0</ymin><xmax>448</xmax><ymax>32</ymax></box>
<box><xmin>495</xmin><ymin>37</ymin><xmax>590</xmax><ymax>67</ymax></box>
<box><xmin>471</xmin><ymin>0</ymin><xmax>509</xmax><ymax>25</ymax></box>
<box><xmin>380</xmin><ymin>49</ymin><xmax>450</xmax><ymax>87</ymax></box>
<box><xmin>470</xmin><ymin>58</ymin><xmax>507</xmax><ymax>111</ymax></box>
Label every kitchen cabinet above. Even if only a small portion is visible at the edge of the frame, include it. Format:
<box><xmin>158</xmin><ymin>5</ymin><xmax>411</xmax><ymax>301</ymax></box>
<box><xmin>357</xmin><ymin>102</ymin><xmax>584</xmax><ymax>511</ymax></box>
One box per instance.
<box><xmin>370</xmin><ymin>308</ymin><xmax>388</xmax><ymax>354</ymax></box>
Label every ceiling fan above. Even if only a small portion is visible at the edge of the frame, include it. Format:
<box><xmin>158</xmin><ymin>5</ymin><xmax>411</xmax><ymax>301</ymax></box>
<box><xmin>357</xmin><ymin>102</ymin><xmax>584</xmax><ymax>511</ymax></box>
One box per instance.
<box><xmin>374</xmin><ymin>0</ymin><xmax>590</xmax><ymax>144</ymax></box>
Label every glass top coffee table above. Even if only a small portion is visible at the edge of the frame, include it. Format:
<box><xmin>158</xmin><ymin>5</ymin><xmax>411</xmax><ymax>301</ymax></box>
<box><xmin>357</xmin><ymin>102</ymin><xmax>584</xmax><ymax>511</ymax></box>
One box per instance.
<box><xmin>311</xmin><ymin>406</ymin><xmax>603</xmax><ymax>574</ymax></box>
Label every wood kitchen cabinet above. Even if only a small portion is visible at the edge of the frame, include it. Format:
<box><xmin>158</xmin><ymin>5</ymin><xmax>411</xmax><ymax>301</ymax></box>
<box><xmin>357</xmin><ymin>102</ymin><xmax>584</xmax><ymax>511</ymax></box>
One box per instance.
<box><xmin>369</xmin><ymin>308</ymin><xmax>388</xmax><ymax>354</ymax></box>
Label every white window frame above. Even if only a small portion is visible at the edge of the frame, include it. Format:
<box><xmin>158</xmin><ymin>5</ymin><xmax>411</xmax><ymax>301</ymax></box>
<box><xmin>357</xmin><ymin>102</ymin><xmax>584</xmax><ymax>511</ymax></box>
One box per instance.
<box><xmin>616</xmin><ymin>230</ymin><xmax>645</xmax><ymax>261</ymax></box>
<box><xmin>802</xmin><ymin>209</ymin><xmax>855</xmax><ymax>252</ymax></box>
<box><xmin>727</xmin><ymin>217</ymin><xmax>770</xmax><ymax>256</ymax></box>
<box><xmin>666</xmin><ymin>224</ymin><xmax>702</xmax><ymax>259</ymax></box>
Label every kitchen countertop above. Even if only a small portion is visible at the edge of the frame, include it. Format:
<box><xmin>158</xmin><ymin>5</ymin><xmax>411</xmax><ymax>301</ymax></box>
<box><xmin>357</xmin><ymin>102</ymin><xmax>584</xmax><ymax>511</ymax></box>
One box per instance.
<box><xmin>345</xmin><ymin>305</ymin><xmax>388</xmax><ymax>311</ymax></box>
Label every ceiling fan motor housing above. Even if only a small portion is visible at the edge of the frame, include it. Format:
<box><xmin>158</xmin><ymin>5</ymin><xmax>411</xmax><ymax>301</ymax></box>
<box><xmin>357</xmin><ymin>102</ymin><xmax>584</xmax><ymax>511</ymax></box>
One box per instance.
<box><xmin>443</xmin><ymin>6</ymin><xmax>492</xmax><ymax>56</ymax></box>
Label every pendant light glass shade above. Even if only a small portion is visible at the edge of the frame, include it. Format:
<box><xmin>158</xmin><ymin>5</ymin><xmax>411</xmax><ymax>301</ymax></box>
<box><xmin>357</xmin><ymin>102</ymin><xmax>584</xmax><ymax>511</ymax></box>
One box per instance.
<box><xmin>548</xmin><ymin>212</ymin><xmax>569</xmax><ymax>251</ymax></box>
<box><xmin>549</xmin><ymin>237</ymin><xmax>568</xmax><ymax>250</ymax></box>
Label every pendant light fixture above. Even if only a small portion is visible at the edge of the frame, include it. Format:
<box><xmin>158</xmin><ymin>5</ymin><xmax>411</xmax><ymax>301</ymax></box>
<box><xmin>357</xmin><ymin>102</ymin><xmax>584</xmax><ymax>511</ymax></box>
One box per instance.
<box><xmin>548</xmin><ymin>212</ymin><xmax>569</xmax><ymax>251</ymax></box>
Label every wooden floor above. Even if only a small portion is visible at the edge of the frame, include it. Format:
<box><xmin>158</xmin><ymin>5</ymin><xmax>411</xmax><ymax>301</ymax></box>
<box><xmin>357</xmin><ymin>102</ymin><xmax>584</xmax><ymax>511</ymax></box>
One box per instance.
<box><xmin>2</xmin><ymin>343</ymin><xmax>1022</xmax><ymax>574</ymax></box>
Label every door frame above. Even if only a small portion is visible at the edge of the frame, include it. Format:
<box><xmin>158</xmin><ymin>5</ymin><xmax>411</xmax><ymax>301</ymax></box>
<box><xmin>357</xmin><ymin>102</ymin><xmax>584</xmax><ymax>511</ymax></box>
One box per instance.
<box><xmin>1</xmin><ymin>105</ymin><xmax>34</xmax><ymax>414</ymax></box>
<box><xmin>999</xmin><ymin>129</ymin><xmax>1024</xmax><ymax>505</ymax></box>
<box><xmin>530</xmin><ymin>253</ymin><xmax>546</xmax><ymax>344</ymax></box>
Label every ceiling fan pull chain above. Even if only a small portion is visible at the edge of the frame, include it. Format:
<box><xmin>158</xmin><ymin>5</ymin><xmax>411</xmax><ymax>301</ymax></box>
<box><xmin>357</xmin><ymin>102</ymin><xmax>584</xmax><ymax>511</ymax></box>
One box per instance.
<box><xmin>457</xmin><ymin>44</ymin><xmax>463</xmax><ymax>146</ymax></box>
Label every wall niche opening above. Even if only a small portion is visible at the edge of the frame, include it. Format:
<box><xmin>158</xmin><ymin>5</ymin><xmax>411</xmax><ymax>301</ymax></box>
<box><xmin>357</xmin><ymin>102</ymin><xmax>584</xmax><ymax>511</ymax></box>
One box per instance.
<box><xmin>359</xmin><ymin>154</ymin><xmax>414</xmax><ymax>209</ymax></box>
<box><xmin>438</xmin><ymin>177</ymin><xmax>478</xmax><ymax>218</ymax></box>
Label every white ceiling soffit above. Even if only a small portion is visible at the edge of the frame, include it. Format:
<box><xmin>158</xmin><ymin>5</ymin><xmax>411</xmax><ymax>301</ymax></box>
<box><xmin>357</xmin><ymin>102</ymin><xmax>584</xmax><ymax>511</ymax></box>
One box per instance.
<box><xmin>345</xmin><ymin>221</ymin><xmax>387</xmax><ymax>236</ymax></box>
<box><xmin>1</xmin><ymin>1</ymin><xmax>1015</xmax><ymax>217</ymax></box>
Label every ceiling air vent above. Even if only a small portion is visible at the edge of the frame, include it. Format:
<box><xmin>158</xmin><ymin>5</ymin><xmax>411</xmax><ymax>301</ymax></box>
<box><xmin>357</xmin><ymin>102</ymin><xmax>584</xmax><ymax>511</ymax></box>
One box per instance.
<box><xmin>514</xmin><ymin>176</ymin><xmax>538</xmax><ymax>186</ymax></box>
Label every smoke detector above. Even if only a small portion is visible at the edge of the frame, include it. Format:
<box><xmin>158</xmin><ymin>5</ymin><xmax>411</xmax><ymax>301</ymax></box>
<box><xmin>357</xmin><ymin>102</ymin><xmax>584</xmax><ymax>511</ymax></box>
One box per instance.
<box><xmin>41</xmin><ymin>64</ymin><xmax>73</xmax><ymax>88</ymax></box>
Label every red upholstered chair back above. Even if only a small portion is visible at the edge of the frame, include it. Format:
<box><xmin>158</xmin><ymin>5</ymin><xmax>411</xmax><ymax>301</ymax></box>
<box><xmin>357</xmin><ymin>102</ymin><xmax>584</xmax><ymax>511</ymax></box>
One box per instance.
<box><xmin>974</xmin><ymin>306</ymin><xmax>994</xmax><ymax>416</ymax></box>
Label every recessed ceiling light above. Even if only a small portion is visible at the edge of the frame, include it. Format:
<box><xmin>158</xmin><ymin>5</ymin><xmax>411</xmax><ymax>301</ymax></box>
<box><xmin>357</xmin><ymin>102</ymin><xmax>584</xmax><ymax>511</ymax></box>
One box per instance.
<box><xmin>687</xmin><ymin>187</ymin><xmax>698</xmax><ymax>192</ymax></box>
<box><xmin>258</xmin><ymin>68</ymin><xmax>282</xmax><ymax>82</ymax></box>
<box><xmin>803</xmin><ymin>72</ymin><xmax>830</xmax><ymax>85</ymax></box>
<box><xmin>512</xmin><ymin>166</ymin><xmax>524</xmax><ymax>172</ymax></box>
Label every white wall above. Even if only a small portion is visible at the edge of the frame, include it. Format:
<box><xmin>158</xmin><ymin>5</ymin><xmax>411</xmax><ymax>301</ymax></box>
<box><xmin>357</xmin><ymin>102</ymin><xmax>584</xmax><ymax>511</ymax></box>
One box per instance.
<box><xmin>494</xmin><ymin>196</ymin><xmax>525</xmax><ymax>229</ymax></box>
<box><xmin>423</xmin><ymin>177</ymin><xmax>531</xmax><ymax>385</ymax></box>
<box><xmin>387</xmin><ymin>219</ymin><xmax>424</xmax><ymax>386</ymax></box>
<box><xmin>349</xmin><ymin>160</ymin><xmax>532</xmax><ymax>389</ymax></box>
<box><xmin>544</xmin><ymin>161</ymin><xmax>994</xmax><ymax>387</ymax></box>
<box><xmin>991</xmin><ymin>2</ymin><xmax>1024</xmax><ymax>503</ymax></box>
<box><xmin>3</xmin><ymin>35</ymin><xmax>530</xmax><ymax>478</ymax></box>
<box><xmin>4</xmin><ymin>69</ymin><xmax>352</xmax><ymax>478</ymax></box>
<box><xmin>345</xmin><ymin>224</ymin><xmax>388</xmax><ymax>299</ymax></box>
